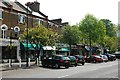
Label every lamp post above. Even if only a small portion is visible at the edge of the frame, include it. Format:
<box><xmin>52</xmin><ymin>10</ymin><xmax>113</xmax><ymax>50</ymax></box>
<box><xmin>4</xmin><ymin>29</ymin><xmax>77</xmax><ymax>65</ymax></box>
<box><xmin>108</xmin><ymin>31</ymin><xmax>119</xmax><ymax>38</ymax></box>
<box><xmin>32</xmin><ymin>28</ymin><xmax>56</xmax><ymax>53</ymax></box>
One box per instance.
<box><xmin>25</xmin><ymin>2</ymin><xmax>30</xmax><ymax>67</ymax></box>
<box><xmin>9</xmin><ymin>27</ymin><xmax>13</xmax><ymax>67</ymax></box>
<box><xmin>8</xmin><ymin>4</ymin><xmax>13</xmax><ymax>68</ymax></box>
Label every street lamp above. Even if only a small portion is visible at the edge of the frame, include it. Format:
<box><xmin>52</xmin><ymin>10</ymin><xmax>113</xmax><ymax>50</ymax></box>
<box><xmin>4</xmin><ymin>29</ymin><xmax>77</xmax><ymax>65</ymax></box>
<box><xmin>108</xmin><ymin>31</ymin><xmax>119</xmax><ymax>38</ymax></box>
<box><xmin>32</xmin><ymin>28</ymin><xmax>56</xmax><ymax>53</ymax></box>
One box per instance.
<box><xmin>25</xmin><ymin>2</ymin><xmax>30</xmax><ymax>67</ymax></box>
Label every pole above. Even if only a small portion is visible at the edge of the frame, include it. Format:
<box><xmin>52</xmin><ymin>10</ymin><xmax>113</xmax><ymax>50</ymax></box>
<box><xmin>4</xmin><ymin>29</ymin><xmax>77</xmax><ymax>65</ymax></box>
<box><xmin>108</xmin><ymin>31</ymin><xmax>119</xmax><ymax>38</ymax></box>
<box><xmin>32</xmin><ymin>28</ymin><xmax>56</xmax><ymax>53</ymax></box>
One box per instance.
<box><xmin>26</xmin><ymin>4</ymin><xmax>29</xmax><ymax>67</ymax></box>
<box><xmin>19</xmin><ymin>58</ymin><xmax>21</xmax><ymax>67</ymax></box>
<box><xmin>9</xmin><ymin>5</ymin><xmax>13</xmax><ymax>68</ymax></box>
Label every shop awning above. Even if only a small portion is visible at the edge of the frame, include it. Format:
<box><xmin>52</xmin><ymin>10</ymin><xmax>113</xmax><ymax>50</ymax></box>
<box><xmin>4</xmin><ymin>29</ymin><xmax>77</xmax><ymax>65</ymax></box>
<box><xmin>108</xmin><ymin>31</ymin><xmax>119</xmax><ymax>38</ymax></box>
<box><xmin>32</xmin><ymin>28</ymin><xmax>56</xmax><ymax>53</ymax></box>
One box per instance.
<box><xmin>20</xmin><ymin>43</ymin><xmax>40</xmax><ymax>50</ymax></box>
<box><xmin>43</xmin><ymin>46</ymin><xmax>56</xmax><ymax>50</ymax></box>
<box><xmin>59</xmin><ymin>48</ymin><xmax>69</xmax><ymax>52</ymax></box>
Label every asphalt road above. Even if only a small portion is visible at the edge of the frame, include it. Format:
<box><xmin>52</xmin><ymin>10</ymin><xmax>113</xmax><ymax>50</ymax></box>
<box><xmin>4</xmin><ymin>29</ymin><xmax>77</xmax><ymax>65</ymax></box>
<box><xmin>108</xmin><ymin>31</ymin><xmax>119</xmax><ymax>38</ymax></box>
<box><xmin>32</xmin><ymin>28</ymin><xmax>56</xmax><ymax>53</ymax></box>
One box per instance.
<box><xmin>2</xmin><ymin>59</ymin><xmax>119</xmax><ymax>78</ymax></box>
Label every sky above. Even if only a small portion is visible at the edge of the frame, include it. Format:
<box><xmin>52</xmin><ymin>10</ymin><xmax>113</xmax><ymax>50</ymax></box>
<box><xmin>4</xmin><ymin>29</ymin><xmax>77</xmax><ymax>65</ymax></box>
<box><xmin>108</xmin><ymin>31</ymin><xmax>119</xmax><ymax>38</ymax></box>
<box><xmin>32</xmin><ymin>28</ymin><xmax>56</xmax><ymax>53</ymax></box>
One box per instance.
<box><xmin>11</xmin><ymin>0</ymin><xmax>119</xmax><ymax>25</ymax></box>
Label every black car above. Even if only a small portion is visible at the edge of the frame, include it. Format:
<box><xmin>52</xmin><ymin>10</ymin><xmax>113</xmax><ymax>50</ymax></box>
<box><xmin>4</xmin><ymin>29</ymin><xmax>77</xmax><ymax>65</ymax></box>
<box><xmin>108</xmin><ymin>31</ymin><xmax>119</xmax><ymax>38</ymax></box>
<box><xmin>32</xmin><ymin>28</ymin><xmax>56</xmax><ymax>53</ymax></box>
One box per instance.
<box><xmin>113</xmin><ymin>51</ymin><xmax>120</xmax><ymax>59</ymax></box>
<box><xmin>41</xmin><ymin>55</ymin><xmax>70</xmax><ymax>69</ymax></box>
<box><xmin>68</xmin><ymin>56</ymin><xmax>77</xmax><ymax>66</ymax></box>
<box><xmin>75</xmin><ymin>55</ymin><xmax>85</xmax><ymax>65</ymax></box>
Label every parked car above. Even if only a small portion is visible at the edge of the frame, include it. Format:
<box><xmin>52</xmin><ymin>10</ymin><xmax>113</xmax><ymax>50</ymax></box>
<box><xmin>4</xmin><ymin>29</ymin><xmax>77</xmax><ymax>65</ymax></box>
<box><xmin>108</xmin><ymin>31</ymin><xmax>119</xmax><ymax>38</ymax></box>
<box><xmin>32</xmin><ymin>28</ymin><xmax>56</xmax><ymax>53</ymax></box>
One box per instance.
<box><xmin>41</xmin><ymin>55</ymin><xmax>70</xmax><ymax>69</ymax></box>
<box><xmin>68</xmin><ymin>56</ymin><xmax>77</xmax><ymax>66</ymax></box>
<box><xmin>75</xmin><ymin>55</ymin><xmax>85</xmax><ymax>65</ymax></box>
<box><xmin>103</xmin><ymin>53</ymin><xmax>116</xmax><ymax>61</ymax></box>
<box><xmin>100</xmin><ymin>55</ymin><xmax>108</xmax><ymax>62</ymax></box>
<box><xmin>85</xmin><ymin>55</ymin><xmax>103</xmax><ymax>63</ymax></box>
<box><xmin>113</xmin><ymin>51</ymin><xmax>120</xmax><ymax>59</ymax></box>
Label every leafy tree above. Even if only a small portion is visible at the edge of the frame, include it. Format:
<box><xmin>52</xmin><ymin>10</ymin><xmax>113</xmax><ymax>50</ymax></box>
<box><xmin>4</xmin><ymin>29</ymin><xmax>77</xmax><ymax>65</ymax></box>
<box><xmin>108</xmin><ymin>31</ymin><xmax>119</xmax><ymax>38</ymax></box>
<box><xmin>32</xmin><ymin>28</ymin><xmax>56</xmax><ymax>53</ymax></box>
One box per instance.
<box><xmin>104</xmin><ymin>36</ymin><xmax>117</xmax><ymax>53</ymax></box>
<box><xmin>101</xmin><ymin>19</ymin><xmax>116</xmax><ymax>37</ymax></box>
<box><xmin>20</xmin><ymin>24</ymin><xmax>56</xmax><ymax>60</ymax></box>
<box><xmin>96</xmin><ymin>20</ymin><xmax>106</xmax><ymax>46</ymax></box>
<box><xmin>101</xmin><ymin>19</ymin><xmax>117</xmax><ymax>53</ymax></box>
<box><xmin>117</xmin><ymin>37</ymin><xmax>120</xmax><ymax>51</ymax></box>
<box><xmin>61</xmin><ymin>25</ymin><xmax>81</xmax><ymax>55</ymax></box>
<box><xmin>117</xmin><ymin>25</ymin><xmax>120</xmax><ymax>51</ymax></box>
<box><xmin>79</xmin><ymin>14</ymin><xmax>98</xmax><ymax>55</ymax></box>
<box><xmin>20</xmin><ymin>24</ymin><xmax>56</xmax><ymax>46</ymax></box>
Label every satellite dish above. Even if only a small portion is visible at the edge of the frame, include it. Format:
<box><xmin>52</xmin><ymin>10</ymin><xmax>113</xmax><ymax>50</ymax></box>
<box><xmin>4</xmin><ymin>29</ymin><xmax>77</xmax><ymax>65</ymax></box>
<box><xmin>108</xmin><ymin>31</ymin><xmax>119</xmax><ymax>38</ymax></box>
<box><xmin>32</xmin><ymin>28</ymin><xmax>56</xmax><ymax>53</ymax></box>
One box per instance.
<box><xmin>14</xmin><ymin>26</ymin><xmax>20</xmax><ymax>32</ymax></box>
<box><xmin>1</xmin><ymin>24</ymin><xmax>8</xmax><ymax>31</ymax></box>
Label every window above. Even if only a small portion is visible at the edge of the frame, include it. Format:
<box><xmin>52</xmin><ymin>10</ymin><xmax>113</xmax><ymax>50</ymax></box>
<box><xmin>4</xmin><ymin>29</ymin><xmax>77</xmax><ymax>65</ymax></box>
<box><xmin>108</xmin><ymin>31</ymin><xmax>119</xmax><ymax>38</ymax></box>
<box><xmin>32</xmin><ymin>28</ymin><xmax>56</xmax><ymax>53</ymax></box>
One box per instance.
<box><xmin>18</xmin><ymin>14</ymin><xmax>25</xmax><ymax>24</ymax></box>
<box><xmin>0</xmin><ymin>9</ymin><xmax>3</xmax><ymax>19</ymax></box>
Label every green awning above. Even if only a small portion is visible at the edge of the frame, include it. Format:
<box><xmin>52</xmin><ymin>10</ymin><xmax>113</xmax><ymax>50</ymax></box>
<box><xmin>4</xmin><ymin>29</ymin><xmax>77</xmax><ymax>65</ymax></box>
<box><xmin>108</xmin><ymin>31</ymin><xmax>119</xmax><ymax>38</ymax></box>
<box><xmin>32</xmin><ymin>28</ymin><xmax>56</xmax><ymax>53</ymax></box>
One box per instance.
<box><xmin>59</xmin><ymin>48</ymin><xmax>69</xmax><ymax>52</ymax></box>
<box><xmin>20</xmin><ymin>43</ymin><xmax>40</xmax><ymax>50</ymax></box>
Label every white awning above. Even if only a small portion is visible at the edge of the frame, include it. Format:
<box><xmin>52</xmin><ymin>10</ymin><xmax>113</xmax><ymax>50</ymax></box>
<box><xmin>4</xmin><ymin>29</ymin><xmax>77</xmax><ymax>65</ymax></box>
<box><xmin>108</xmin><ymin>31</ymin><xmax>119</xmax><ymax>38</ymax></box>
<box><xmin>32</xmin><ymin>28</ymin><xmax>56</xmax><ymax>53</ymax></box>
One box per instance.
<box><xmin>43</xmin><ymin>46</ymin><xmax>56</xmax><ymax>50</ymax></box>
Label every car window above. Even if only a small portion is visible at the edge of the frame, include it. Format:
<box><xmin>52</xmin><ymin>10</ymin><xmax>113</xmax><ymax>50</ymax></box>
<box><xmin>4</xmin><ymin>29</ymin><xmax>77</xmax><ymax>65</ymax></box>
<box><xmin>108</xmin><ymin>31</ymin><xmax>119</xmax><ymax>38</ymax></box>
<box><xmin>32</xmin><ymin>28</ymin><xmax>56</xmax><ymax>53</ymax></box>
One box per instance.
<box><xmin>62</xmin><ymin>57</ymin><xmax>70</xmax><ymax>60</ymax></box>
<box><xmin>54</xmin><ymin>56</ymin><xmax>61</xmax><ymax>60</ymax></box>
<box><xmin>95</xmin><ymin>56</ymin><xmax>101</xmax><ymax>58</ymax></box>
<box><xmin>69</xmin><ymin>56</ymin><xmax>76</xmax><ymax>60</ymax></box>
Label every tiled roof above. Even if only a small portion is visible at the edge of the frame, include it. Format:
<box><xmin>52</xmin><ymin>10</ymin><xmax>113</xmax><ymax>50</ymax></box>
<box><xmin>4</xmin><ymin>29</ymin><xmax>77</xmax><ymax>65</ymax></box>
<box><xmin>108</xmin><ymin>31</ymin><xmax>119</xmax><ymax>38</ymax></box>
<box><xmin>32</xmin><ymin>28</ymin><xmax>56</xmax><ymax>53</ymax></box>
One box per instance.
<box><xmin>0</xmin><ymin>0</ymin><xmax>7</xmax><ymax>8</ymax></box>
<box><xmin>1</xmin><ymin>0</ymin><xmax>27</xmax><ymax>13</ymax></box>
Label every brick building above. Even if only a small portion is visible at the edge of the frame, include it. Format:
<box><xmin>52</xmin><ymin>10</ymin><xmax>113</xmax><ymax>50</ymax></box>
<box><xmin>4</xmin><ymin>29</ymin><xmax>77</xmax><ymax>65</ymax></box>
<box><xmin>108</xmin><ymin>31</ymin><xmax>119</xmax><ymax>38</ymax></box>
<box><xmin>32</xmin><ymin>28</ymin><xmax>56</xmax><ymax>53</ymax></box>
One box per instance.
<box><xmin>0</xmin><ymin>0</ymin><xmax>68</xmax><ymax>62</ymax></box>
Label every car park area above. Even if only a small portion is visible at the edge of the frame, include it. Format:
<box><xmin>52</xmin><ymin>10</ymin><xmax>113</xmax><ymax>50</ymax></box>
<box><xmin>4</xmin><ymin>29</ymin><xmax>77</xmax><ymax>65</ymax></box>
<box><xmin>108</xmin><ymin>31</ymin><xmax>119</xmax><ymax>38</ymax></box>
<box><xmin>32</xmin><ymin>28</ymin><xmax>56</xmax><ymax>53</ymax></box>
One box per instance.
<box><xmin>2</xmin><ymin>59</ymin><xmax>119</xmax><ymax>78</ymax></box>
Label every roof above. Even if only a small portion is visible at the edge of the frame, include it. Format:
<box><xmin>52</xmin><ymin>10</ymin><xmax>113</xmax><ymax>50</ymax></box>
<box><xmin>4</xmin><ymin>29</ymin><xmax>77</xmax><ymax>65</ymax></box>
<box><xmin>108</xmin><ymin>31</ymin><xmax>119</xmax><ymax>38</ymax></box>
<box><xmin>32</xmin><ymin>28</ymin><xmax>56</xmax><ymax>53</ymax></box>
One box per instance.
<box><xmin>0</xmin><ymin>0</ymin><xmax>7</xmax><ymax>8</ymax></box>
<box><xmin>1</xmin><ymin>0</ymin><xmax>29</xmax><ymax>13</ymax></box>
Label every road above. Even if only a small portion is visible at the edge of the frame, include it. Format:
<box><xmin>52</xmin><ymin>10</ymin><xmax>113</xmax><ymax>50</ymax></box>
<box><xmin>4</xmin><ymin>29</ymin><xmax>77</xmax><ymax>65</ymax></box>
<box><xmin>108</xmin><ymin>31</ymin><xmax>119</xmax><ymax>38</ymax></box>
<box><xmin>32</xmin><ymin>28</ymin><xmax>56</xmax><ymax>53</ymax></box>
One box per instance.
<box><xmin>2</xmin><ymin>59</ymin><xmax>119</xmax><ymax>78</ymax></box>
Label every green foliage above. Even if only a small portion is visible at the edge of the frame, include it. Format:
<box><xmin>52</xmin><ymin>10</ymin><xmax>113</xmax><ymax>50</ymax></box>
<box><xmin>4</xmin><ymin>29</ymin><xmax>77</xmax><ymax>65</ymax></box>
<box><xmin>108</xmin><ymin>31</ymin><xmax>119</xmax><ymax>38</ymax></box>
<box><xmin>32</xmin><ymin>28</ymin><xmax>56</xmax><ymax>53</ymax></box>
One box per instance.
<box><xmin>96</xmin><ymin>20</ymin><xmax>106</xmax><ymax>45</ymax></box>
<box><xmin>104</xmin><ymin>36</ymin><xmax>117</xmax><ymax>53</ymax></box>
<box><xmin>61</xmin><ymin>25</ymin><xmax>81</xmax><ymax>45</ymax></box>
<box><xmin>79</xmin><ymin>14</ymin><xmax>117</xmax><ymax>53</ymax></box>
<box><xmin>20</xmin><ymin>24</ymin><xmax>56</xmax><ymax>46</ymax></box>
<box><xmin>117</xmin><ymin>37</ymin><xmax>120</xmax><ymax>51</ymax></box>
<box><xmin>79</xmin><ymin>14</ymin><xmax>99</xmax><ymax>45</ymax></box>
<box><xmin>101</xmin><ymin>19</ymin><xmax>116</xmax><ymax>37</ymax></box>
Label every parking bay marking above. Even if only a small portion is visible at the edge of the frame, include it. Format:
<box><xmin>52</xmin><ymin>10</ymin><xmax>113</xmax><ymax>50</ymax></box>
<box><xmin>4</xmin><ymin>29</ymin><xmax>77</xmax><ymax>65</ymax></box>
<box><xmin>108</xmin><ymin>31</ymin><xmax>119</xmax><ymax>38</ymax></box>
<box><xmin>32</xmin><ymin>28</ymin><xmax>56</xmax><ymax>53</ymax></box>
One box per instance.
<box><xmin>58</xmin><ymin>75</ymin><xmax>69</xmax><ymax>78</ymax></box>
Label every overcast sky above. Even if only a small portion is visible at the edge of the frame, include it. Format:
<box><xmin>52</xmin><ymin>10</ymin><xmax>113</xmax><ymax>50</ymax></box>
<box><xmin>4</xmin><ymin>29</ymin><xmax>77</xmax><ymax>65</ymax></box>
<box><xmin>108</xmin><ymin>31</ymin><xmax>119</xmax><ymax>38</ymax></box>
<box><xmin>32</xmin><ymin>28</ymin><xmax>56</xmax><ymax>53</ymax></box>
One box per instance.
<box><xmin>12</xmin><ymin>0</ymin><xmax>119</xmax><ymax>25</ymax></box>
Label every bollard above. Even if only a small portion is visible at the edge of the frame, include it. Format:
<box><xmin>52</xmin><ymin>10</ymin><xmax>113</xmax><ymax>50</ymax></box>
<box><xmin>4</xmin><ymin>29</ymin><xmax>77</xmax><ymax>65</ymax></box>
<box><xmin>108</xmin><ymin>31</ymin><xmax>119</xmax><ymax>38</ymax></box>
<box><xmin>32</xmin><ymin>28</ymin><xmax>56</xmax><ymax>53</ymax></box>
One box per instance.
<box><xmin>37</xmin><ymin>58</ymin><xmax>38</xmax><ymax>65</ymax></box>
<box><xmin>28</xmin><ymin>58</ymin><xmax>30</xmax><ymax>67</ymax></box>
<box><xmin>19</xmin><ymin>59</ymin><xmax>21</xmax><ymax>68</ymax></box>
<box><xmin>8</xmin><ymin>59</ymin><xmax>11</xmax><ymax>68</ymax></box>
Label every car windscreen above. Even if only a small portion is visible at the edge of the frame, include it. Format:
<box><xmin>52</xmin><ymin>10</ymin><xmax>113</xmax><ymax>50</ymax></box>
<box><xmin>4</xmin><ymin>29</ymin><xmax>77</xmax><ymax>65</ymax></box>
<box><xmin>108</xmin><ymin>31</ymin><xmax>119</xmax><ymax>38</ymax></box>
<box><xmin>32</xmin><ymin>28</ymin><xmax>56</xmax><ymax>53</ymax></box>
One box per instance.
<box><xmin>95</xmin><ymin>56</ymin><xmax>101</xmax><ymax>58</ymax></box>
<box><xmin>62</xmin><ymin>57</ymin><xmax>70</xmax><ymax>60</ymax></box>
<box><xmin>69</xmin><ymin>56</ymin><xmax>76</xmax><ymax>60</ymax></box>
<box><xmin>78</xmin><ymin>56</ymin><xmax>83</xmax><ymax>59</ymax></box>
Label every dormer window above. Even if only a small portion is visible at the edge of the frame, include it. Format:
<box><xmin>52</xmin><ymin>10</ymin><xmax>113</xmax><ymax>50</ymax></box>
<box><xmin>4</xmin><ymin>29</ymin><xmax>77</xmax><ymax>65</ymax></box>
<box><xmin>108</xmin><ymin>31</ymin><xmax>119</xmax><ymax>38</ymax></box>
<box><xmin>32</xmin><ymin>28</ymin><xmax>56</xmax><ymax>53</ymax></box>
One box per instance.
<box><xmin>18</xmin><ymin>14</ymin><xmax>25</xmax><ymax>24</ymax></box>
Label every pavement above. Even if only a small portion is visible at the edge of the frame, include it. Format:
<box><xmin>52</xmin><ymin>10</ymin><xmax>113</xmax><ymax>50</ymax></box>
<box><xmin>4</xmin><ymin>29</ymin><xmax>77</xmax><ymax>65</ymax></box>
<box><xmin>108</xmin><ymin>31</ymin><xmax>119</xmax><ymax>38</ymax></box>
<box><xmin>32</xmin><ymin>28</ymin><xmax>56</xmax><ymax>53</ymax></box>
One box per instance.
<box><xmin>0</xmin><ymin>61</ymin><xmax>42</xmax><ymax>71</ymax></box>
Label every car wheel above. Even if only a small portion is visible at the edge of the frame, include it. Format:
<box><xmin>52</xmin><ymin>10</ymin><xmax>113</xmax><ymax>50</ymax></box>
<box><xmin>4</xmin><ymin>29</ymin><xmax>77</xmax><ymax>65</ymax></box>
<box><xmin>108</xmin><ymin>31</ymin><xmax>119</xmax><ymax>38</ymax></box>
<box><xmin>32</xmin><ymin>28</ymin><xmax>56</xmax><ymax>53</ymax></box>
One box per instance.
<box><xmin>75</xmin><ymin>63</ymin><xmax>77</xmax><ymax>67</ymax></box>
<box><xmin>93</xmin><ymin>60</ymin><xmax>96</xmax><ymax>63</ymax></box>
<box><xmin>55</xmin><ymin>64</ymin><xmax>60</xmax><ymax>69</ymax></box>
<box><xmin>42</xmin><ymin>62</ymin><xmax>45</xmax><ymax>67</ymax></box>
<box><xmin>65</xmin><ymin>65</ymin><xmax>69</xmax><ymax>68</ymax></box>
<box><xmin>82</xmin><ymin>62</ymin><xmax>85</xmax><ymax>65</ymax></box>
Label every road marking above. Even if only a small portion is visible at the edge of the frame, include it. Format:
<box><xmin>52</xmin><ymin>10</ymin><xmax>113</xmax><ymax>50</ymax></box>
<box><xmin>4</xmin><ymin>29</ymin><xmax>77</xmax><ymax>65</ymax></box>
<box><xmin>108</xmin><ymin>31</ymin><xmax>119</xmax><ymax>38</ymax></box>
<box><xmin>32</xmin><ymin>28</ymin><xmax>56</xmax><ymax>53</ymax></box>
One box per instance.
<box><xmin>58</xmin><ymin>75</ymin><xmax>69</xmax><ymax>78</ymax></box>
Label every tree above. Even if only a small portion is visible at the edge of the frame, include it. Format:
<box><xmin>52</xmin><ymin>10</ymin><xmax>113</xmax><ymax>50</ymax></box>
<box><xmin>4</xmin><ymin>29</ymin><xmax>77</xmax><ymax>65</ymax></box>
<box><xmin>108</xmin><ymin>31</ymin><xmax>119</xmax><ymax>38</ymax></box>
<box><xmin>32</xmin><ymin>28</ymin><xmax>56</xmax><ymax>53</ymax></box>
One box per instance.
<box><xmin>117</xmin><ymin>25</ymin><xmax>120</xmax><ymax>51</ymax></box>
<box><xmin>96</xmin><ymin>20</ymin><xmax>106</xmax><ymax>46</ymax></box>
<box><xmin>20</xmin><ymin>24</ymin><xmax>56</xmax><ymax>61</ymax></box>
<box><xmin>101</xmin><ymin>19</ymin><xmax>117</xmax><ymax>53</ymax></box>
<box><xmin>79</xmin><ymin>14</ymin><xmax>99</xmax><ymax>55</ymax></box>
<box><xmin>101</xmin><ymin>19</ymin><xmax>116</xmax><ymax>37</ymax></box>
<box><xmin>61</xmin><ymin>25</ymin><xmax>81</xmax><ymax>55</ymax></box>
<box><xmin>20</xmin><ymin>24</ymin><xmax>56</xmax><ymax>46</ymax></box>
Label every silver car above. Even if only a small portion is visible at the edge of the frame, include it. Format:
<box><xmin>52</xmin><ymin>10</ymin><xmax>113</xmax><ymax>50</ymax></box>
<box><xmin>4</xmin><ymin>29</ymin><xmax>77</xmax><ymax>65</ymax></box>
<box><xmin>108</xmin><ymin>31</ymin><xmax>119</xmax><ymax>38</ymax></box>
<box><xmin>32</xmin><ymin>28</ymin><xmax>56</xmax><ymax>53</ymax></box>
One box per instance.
<box><xmin>100</xmin><ymin>55</ymin><xmax>108</xmax><ymax>62</ymax></box>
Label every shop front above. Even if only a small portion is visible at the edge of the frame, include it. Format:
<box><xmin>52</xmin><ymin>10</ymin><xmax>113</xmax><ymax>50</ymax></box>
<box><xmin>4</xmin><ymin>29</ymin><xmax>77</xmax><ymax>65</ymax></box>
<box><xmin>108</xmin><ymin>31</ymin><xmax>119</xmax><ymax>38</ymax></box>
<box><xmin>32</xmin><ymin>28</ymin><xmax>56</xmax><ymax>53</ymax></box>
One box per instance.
<box><xmin>20</xmin><ymin>42</ymin><xmax>41</xmax><ymax>61</ymax></box>
<box><xmin>1</xmin><ymin>38</ymin><xmax>20</xmax><ymax>62</ymax></box>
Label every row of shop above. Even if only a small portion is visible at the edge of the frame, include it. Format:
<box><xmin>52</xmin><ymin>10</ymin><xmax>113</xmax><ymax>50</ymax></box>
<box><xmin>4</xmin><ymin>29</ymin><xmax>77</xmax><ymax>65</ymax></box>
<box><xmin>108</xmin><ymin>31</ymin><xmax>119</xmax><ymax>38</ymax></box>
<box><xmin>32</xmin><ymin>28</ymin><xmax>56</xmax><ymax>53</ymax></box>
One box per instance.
<box><xmin>1</xmin><ymin>38</ymin><xmax>104</xmax><ymax>62</ymax></box>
